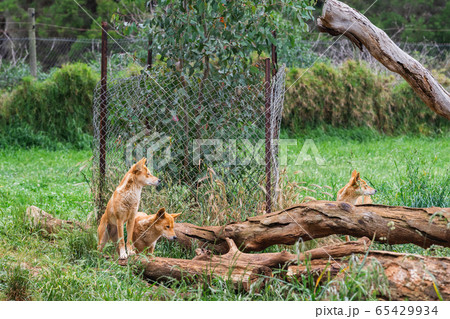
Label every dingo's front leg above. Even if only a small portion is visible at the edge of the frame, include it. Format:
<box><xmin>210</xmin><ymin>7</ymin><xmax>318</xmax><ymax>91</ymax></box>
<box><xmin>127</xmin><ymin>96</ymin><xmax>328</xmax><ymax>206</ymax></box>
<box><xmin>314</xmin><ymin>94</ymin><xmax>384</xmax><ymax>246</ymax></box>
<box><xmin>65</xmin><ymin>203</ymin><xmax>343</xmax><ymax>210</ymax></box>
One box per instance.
<box><xmin>117</xmin><ymin>220</ymin><xmax>127</xmax><ymax>260</ymax></box>
<box><xmin>126</xmin><ymin>216</ymin><xmax>136</xmax><ymax>256</ymax></box>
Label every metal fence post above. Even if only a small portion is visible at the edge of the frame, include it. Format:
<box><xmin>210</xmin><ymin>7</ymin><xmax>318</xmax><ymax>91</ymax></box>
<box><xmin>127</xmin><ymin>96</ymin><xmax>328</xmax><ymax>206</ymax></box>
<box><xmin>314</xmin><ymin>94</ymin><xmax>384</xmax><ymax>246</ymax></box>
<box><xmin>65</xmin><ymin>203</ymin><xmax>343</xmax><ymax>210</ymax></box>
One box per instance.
<box><xmin>27</xmin><ymin>8</ymin><xmax>37</xmax><ymax>77</ymax></box>
<box><xmin>98</xmin><ymin>21</ymin><xmax>108</xmax><ymax>221</ymax></box>
<box><xmin>265</xmin><ymin>58</ymin><xmax>272</xmax><ymax>214</ymax></box>
<box><xmin>271</xmin><ymin>31</ymin><xmax>278</xmax><ymax>77</ymax></box>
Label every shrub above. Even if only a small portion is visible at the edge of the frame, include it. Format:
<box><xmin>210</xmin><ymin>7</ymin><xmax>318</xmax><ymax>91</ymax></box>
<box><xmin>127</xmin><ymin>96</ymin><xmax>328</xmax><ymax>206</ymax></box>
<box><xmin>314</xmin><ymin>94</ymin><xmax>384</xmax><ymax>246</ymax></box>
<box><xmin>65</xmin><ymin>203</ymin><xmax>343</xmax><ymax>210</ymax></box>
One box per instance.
<box><xmin>0</xmin><ymin>63</ymin><xmax>98</xmax><ymax>148</ymax></box>
<box><xmin>283</xmin><ymin>61</ymin><xmax>450</xmax><ymax>134</ymax></box>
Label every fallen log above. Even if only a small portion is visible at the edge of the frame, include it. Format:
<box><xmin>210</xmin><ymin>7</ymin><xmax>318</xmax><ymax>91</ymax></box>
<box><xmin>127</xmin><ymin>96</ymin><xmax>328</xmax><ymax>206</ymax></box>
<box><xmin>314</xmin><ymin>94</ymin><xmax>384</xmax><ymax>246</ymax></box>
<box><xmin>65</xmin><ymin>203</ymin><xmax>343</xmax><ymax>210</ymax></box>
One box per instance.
<box><xmin>193</xmin><ymin>237</ymin><xmax>371</xmax><ymax>268</ymax></box>
<box><xmin>128</xmin><ymin>254</ymin><xmax>272</xmax><ymax>292</ymax></box>
<box><xmin>317</xmin><ymin>0</ymin><xmax>450</xmax><ymax>120</ymax></box>
<box><xmin>287</xmin><ymin>251</ymin><xmax>450</xmax><ymax>301</ymax></box>
<box><xmin>132</xmin><ymin>237</ymin><xmax>370</xmax><ymax>291</ymax></box>
<box><xmin>175</xmin><ymin>201</ymin><xmax>450</xmax><ymax>251</ymax></box>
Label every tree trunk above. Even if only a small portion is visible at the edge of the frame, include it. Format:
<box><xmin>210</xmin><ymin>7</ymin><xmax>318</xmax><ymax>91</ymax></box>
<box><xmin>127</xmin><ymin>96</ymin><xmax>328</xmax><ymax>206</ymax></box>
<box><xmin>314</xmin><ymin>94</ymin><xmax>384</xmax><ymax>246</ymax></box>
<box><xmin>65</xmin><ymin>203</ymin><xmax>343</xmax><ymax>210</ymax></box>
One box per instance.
<box><xmin>317</xmin><ymin>0</ymin><xmax>450</xmax><ymax>120</ymax></box>
<box><xmin>287</xmin><ymin>251</ymin><xmax>450</xmax><ymax>301</ymax></box>
<box><xmin>175</xmin><ymin>201</ymin><xmax>450</xmax><ymax>252</ymax></box>
<box><xmin>132</xmin><ymin>237</ymin><xmax>369</xmax><ymax>291</ymax></box>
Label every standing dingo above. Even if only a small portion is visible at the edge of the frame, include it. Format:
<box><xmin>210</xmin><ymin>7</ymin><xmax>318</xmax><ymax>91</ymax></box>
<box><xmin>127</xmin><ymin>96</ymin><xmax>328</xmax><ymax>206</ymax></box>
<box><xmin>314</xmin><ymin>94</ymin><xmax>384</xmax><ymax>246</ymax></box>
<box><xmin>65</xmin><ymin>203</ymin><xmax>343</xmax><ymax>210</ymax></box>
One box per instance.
<box><xmin>97</xmin><ymin>158</ymin><xmax>160</xmax><ymax>259</ymax></box>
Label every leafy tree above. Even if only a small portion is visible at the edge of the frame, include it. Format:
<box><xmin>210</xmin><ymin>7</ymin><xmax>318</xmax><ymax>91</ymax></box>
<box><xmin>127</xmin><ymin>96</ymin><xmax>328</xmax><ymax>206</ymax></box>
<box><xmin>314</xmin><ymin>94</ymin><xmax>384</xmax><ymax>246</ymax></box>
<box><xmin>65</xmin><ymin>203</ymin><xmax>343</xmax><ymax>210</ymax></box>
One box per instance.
<box><xmin>117</xmin><ymin>0</ymin><xmax>315</xmax><ymax>83</ymax></box>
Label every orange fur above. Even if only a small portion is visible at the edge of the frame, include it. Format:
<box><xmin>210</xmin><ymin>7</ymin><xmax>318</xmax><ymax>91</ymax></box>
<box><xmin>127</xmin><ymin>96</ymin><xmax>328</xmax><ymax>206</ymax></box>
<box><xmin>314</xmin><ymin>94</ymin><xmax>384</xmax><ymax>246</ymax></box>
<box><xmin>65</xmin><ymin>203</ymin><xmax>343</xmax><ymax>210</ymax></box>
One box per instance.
<box><xmin>132</xmin><ymin>208</ymin><xmax>181</xmax><ymax>255</ymax></box>
<box><xmin>97</xmin><ymin>157</ymin><xmax>160</xmax><ymax>260</ymax></box>
<box><xmin>337</xmin><ymin>170</ymin><xmax>376</xmax><ymax>205</ymax></box>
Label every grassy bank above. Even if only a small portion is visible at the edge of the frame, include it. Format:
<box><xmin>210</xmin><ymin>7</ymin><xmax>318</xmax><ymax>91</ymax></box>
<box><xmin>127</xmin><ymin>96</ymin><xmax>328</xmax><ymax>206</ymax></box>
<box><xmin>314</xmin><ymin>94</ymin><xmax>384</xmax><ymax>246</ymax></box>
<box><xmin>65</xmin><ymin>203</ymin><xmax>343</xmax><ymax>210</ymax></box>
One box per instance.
<box><xmin>1</xmin><ymin>130</ymin><xmax>449</xmax><ymax>300</ymax></box>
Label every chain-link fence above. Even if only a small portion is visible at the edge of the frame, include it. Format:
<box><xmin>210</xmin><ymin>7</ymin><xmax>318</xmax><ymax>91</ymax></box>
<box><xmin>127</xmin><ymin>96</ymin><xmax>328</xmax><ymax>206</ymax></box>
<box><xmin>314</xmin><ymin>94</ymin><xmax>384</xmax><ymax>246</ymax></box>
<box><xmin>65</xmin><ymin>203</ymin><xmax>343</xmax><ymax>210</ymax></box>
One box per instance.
<box><xmin>92</xmin><ymin>65</ymin><xmax>286</xmax><ymax>225</ymax></box>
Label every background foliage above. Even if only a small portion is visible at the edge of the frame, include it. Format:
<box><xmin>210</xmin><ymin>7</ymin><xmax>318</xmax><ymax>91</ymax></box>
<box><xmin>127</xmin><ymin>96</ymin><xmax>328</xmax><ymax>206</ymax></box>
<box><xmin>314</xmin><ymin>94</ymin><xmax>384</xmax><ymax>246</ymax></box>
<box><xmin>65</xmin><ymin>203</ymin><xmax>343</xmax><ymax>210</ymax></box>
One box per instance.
<box><xmin>0</xmin><ymin>63</ymin><xmax>98</xmax><ymax>148</ymax></box>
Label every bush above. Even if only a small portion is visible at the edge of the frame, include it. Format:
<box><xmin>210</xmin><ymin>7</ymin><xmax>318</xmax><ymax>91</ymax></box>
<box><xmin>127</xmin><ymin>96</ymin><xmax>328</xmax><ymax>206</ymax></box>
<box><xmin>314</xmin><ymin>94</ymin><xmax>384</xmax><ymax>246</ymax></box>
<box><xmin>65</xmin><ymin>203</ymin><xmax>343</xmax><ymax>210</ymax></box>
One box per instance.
<box><xmin>0</xmin><ymin>63</ymin><xmax>98</xmax><ymax>148</ymax></box>
<box><xmin>283</xmin><ymin>61</ymin><xmax>450</xmax><ymax>134</ymax></box>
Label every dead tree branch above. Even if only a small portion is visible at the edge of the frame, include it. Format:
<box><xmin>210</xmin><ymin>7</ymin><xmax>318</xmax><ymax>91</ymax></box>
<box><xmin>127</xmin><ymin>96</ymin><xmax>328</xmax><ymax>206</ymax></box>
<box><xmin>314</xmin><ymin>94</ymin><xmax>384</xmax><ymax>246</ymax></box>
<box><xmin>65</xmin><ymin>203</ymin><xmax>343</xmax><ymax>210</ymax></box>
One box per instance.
<box><xmin>317</xmin><ymin>0</ymin><xmax>450</xmax><ymax>120</ymax></box>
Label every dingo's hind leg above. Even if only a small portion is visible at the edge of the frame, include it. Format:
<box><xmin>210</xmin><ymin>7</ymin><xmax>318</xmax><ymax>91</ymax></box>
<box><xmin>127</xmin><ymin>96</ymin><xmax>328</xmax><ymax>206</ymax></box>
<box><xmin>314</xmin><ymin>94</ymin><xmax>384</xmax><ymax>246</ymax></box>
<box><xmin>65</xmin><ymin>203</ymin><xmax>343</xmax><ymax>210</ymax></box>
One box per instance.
<box><xmin>97</xmin><ymin>215</ymin><xmax>109</xmax><ymax>251</ymax></box>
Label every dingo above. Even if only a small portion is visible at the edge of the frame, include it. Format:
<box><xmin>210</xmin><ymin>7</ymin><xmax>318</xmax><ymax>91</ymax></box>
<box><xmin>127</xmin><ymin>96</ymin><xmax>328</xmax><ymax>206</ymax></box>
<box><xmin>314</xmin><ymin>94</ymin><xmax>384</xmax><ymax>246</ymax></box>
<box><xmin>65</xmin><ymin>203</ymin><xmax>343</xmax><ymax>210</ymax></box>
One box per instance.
<box><xmin>132</xmin><ymin>208</ymin><xmax>181</xmax><ymax>255</ymax></box>
<box><xmin>97</xmin><ymin>158</ymin><xmax>160</xmax><ymax>260</ymax></box>
<box><xmin>337</xmin><ymin>170</ymin><xmax>376</xmax><ymax>205</ymax></box>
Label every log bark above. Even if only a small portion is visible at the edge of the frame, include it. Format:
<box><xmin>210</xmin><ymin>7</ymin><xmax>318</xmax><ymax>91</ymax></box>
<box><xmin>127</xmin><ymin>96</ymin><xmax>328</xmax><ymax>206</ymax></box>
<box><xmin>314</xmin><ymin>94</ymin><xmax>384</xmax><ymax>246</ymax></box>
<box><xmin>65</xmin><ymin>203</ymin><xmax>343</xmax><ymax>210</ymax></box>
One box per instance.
<box><xmin>128</xmin><ymin>254</ymin><xmax>272</xmax><ymax>292</ymax></box>
<box><xmin>193</xmin><ymin>237</ymin><xmax>371</xmax><ymax>268</ymax></box>
<box><xmin>287</xmin><ymin>251</ymin><xmax>450</xmax><ymax>301</ymax></box>
<box><xmin>175</xmin><ymin>201</ymin><xmax>450</xmax><ymax>252</ymax></box>
<box><xmin>317</xmin><ymin>0</ymin><xmax>450</xmax><ymax>120</ymax></box>
<box><xmin>131</xmin><ymin>238</ymin><xmax>369</xmax><ymax>291</ymax></box>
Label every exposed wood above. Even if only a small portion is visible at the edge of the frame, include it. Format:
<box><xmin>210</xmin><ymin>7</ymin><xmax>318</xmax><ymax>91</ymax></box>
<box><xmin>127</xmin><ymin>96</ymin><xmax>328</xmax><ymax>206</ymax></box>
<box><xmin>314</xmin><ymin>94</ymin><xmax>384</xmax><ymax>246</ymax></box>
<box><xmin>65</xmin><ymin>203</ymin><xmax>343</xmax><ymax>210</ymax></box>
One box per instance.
<box><xmin>193</xmin><ymin>237</ymin><xmax>371</xmax><ymax>268</ymax></box>
<box><xmin>287</xmin><ymin>251</ymin><xmax>450</xmax><ymax>301</ymax></box>
<box><xmin>317</xmin><ymin>0</ymin><xmax>450</xmax><ymax>120</ymax></box>
<box><xmin>131</xmin><ymin>237</ymin><xmax>369</xmax><ymax>292</ymax></box>
<box><xmin>26</xmin><ymin>205</ymin><xmax>87</xmax><ymax>234</ymax></box>
<box><xmin>175</xmin><ymin>201</ymin><xmax>450</xmax><ymax>252</ymax></box>
<box><xmin>128</xmin><ymin>254</ymin><xmax>272</xmax><ymax>292</ymax></box>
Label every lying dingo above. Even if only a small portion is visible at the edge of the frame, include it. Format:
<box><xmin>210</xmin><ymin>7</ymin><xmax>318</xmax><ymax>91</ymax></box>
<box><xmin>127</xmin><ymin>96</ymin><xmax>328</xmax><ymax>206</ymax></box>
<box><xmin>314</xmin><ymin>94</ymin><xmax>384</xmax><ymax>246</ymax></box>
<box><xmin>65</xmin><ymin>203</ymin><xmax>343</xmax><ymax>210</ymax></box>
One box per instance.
<box><xmin>337</xmin><ymin>170</ymin><xmax>376</xmax><ymax>205</ymax></box>
<box><xmin>97</xmin><ymin>158</ymin><xmax>160</xmax><ymax>260</ymax></box>
<box><xmin>132</xmin><ymin>207</ymin><xmax>181</xmax><ymax>255</ymax></box>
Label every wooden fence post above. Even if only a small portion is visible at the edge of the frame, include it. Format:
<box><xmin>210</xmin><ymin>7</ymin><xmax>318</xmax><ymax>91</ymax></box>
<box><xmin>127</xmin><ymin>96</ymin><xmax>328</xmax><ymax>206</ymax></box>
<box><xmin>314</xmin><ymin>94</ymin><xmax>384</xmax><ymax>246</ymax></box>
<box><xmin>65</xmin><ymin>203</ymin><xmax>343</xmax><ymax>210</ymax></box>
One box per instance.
<box><xmin>27</xmin><ymin>8</ymin><xmax>37</xmax><ymax>77</ymax></box>
<box><xmin>265</xmin><ymin>58</ymin><xmax>272</xmax><ymax>214</ymax></box>
<box><xmin>98</xmin><ymin>21</ymin><xmax>108</xmax><ymax>221</ymax></box>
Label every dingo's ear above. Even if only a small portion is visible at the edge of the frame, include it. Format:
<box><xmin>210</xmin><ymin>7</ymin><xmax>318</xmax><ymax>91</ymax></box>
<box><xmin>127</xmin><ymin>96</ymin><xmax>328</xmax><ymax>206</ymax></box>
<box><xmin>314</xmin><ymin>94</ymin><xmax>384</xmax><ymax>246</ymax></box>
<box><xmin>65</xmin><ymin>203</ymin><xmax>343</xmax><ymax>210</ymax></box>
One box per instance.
<box><xmin>156</xmin><ymin>207</ymin><xmax>166</xmax><ymax>219</ymax></box>
<box><xmin>171</xmin><ymin>213</ymin><xmax>182</xmax><ymax>220</ymax></box>
<box><xmin>134</xmin><ymin>157</ymin><xmax>147</xmax><ymax>172</ymax></box>
<box><xmin>350</xmin><ymin>170</ymin><xmax>360</xmax><ymax>184</ymax></box>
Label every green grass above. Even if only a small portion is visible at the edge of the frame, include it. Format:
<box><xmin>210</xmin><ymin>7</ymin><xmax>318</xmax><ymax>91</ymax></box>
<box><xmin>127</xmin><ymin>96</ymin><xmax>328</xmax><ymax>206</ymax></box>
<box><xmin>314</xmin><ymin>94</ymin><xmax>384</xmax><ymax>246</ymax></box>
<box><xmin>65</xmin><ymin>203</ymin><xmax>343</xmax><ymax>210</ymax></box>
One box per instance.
<box><xmin>279</xmin><ymin>127</ymin><xmax>450</xmax><ymax>208</ymax></box>
<box><xmin>0</xmin><ymin>129</ymin><xmax>449</xmax><ymax>300</ymax></box>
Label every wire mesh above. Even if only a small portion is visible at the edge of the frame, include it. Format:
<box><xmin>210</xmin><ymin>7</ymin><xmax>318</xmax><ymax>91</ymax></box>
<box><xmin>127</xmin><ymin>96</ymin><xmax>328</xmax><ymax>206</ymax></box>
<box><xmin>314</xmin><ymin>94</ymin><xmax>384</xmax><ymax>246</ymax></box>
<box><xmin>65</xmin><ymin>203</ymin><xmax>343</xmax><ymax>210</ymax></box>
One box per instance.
<box><xmin>1</xmin><ymin>37</ymin><xmax>448</xmax><ymax>72</ymax></box>
<box><xmin>92</xmin><ymin>66</ymin><xmax>286</xmax><ymax>223</ymax></box>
